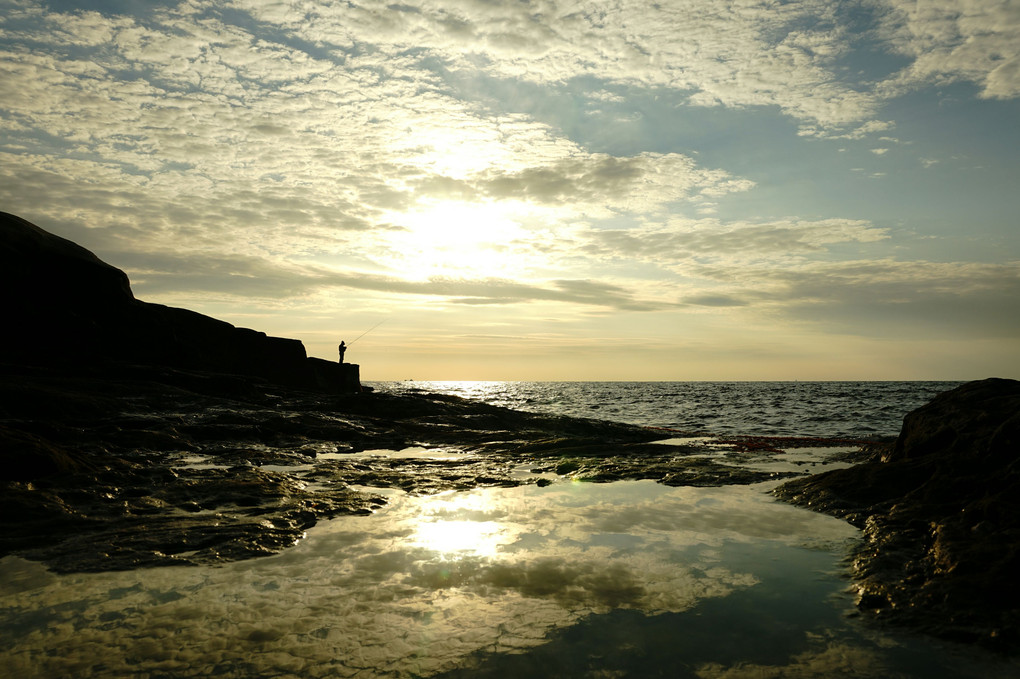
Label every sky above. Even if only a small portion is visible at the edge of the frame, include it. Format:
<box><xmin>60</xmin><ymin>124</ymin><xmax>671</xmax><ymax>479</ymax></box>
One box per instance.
<box><xmin>1</xmin><ymin>0</ymin><xmax>1018</xmax><ymax>381</ymax></box>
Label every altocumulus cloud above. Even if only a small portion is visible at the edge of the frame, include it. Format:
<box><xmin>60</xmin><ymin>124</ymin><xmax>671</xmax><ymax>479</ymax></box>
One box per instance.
<box><xmin>0</xmin><ymin>2</ymin><xmax>754</xmax><ymax>254</ymax></box>
<box><xmin>876</xmin><ymin>0</ymin><xmax>1020</xmax><ymax>99</ymax></box>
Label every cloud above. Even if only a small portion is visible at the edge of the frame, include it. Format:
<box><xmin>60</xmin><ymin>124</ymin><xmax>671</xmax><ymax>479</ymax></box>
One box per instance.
<box><xmin>111</xmin><ymin>244</ymin><xmax>672</xmax><ymax>311</ymax></box>
<box><xmin>692</xmin><ymin>258</ymin><xmax>1020</xmax><ymax>338</ymax></box>
<box><xmin>474</xmin><ymin>153</ymin><xmax>743</xmax><ymax>211</ymax></box>
<box><xmin>311</xmin><ymin>273</ymin><xmax>675</xmax><ymax>311</ymax></box>
<box><xmin>575</xmin><ymin>218</ymin><xmax>889</xmax><ymax>267</ymax></box>
<box><xmin>695</xmin><ymin>643</ymin><xmax>890</xmax><ymax>678</ymax></box>
<box><xmin>684</xmin><ymin>294</ymin><xmax>748</xmax><ymax>308</ymax></box>
<box><xmin>0</xmin><ymin>4</ymin><xmax>759</xmax><ymax>281</ymax></box>
<box><xmin>230</xmin><ymin>0</ymin><xmax>885</xmax><ymax>129</ymax></box>
<box><xmin>407</xmin><ymin>152</ymin><xmax>754</xmax><ymax>215</ymax></box>
<box><xmin>876</xmin><ymin>0</ymin><xmax>1020</xmax><ymax>99</ymax></box>
<box><xmin>114</xmin><ymin>251</ymin><xmax>323</xmax><ymax>299</ymax></box>
<box><xmin>798</xmin><ymin>119</ymin><xmax>896</xmax><ymax>141</ymax></box>
<box><xmin>771</xmin><ymin>259</ymin><xmax>1020</xmax><ymax>337</ymax></box>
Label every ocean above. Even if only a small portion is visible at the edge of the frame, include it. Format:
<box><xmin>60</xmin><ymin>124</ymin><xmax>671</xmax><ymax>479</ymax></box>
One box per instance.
<box><xmin>371</xmin><ymin>380</ymin><xmax>962</xmax><ymax>438</ymax></box>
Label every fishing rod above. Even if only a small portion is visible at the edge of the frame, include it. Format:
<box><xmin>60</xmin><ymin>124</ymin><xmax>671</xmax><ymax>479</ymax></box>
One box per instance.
<box><xmin>348</xmin><ymin>320</ymin><xmax>385</xmax><ymax>346</ymax></box>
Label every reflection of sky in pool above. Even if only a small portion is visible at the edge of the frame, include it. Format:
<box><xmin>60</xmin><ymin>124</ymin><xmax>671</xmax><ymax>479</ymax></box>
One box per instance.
<box><xmin>1</xmin><ymin>481</ymin><xmax>1016</xmax><ymax>677</ymax></box>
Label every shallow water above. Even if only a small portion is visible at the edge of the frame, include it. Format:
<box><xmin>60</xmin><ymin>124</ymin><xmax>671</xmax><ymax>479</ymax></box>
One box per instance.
<box><xmin>1</xmin><ymin>478</ymin><xmax>1013</xmax><ymax>677</ymax></box>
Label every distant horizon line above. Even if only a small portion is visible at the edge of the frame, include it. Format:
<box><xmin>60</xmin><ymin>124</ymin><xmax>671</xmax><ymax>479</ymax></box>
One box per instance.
<box><xmin>363</xmin><ymin>378</ymin><xmax>979</xmax><ymax>383</ymax></box>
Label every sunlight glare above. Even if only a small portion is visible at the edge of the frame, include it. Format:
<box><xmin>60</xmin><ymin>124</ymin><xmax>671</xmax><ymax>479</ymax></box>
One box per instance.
<box><xmin>413</xmin><ymin>520</ymin><xmax>504</xmax><ymax>557</ymax></box>
<box><xmin>396</xmin><ymin>123</ymin><xmax>513</xmax><ymax>179</ymax></box>
<box><xmin>386</xmin><ymin>199</ymin><xmax>535</xmax><ymax>278</ymax></box>
<box><xmin>409</xmin><ymin>491</ymin><xmax>514</xmax><ymax>558</ymax></box>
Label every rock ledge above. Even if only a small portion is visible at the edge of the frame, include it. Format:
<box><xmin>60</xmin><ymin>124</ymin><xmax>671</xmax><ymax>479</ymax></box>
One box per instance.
<box><xmin>776</xmin><ymin>378</ymin><xmax>1020</xmax><ymax>652</ymax></box>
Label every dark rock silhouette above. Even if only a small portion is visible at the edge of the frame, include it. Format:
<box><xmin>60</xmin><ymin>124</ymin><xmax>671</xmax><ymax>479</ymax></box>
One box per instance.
<box><xmin>0</xmin><ymin>211</ymin><xmax>360</xmax><ymax>391</ymax></box>
<box><xmin>0</xmin><ymin>424</ymin><xmax>98</xmax><ymax>481</ymax></box>
<box><xmin>776</xmin><ymin>378</ymin><xmax>1020</xmax><ymax>652</ymax></box>
<box><xmin>889</xmin><ymin>377</ymin><xmax>1020</xmax><ymax>464</ymax></box>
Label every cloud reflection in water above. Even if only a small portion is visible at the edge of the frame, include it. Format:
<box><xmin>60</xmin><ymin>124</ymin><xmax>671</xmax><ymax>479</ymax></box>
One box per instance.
<box><xmin>0</xmin><ymin>480</ymin><xmax>862</xmax><ymax>677</ymax></box>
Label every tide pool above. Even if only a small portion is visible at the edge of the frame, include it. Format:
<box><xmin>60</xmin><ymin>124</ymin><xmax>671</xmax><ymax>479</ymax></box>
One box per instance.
<box><xmin>0</xmin><ymin>479</ymin><xmax>1013</xmax><ymax>677</ymax></box>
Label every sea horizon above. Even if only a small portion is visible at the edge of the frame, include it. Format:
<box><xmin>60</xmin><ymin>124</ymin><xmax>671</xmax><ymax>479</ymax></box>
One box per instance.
<box><xmin>370</xmin><ymin>380</ymin><xmax>963</xmax><ymax>439</ymax></box>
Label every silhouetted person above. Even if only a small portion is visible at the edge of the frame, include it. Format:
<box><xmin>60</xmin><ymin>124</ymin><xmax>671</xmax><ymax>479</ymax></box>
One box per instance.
<box><xmin>338</xmin><ymin>340</ymin><xmax>346</xmax><ymax>363</ymax></box>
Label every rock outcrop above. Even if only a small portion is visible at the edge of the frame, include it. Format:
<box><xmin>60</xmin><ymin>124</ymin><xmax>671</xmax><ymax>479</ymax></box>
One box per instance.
<box><xmin>775</xmin><ymin>378</ymin><xmax>1020</xmax><ymax>651</ymax></box>
<box><xmin>1</xmin><ymin>212</ymin><xmax>360</xmax><ymax>391</ymax></box>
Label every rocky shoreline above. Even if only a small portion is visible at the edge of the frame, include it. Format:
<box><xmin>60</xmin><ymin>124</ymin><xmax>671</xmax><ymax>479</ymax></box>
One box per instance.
<box><xmin>776</xmin><ymin>378</ymin><xmax>1020</xmax><ymax>654</ymax></box>
<box><xmin>4</xmin><ymin>365</ymin><xmax>1017</xmax><ymax>657</ymax></box>
<box><xmin>1</xmin><ymin>358</ymin><xmax>819</xmax><ymax>574</ymax></box>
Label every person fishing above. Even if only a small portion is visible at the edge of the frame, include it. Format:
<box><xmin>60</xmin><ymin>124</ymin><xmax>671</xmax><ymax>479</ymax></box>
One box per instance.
<box><xmin>339</xmin><ymin>321</ymin><xmax>384</xmax><ymax>364</ymax></box>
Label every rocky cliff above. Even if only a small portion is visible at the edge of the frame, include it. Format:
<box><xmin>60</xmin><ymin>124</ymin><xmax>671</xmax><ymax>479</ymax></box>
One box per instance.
<box><xmin>0</xmin><ymin>212</ymin><xmax>359</xmax><ymax>392</ymax></box>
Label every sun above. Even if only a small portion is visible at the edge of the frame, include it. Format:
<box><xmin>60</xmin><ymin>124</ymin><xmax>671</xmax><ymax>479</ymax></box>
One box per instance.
<box><xmin>383</xmin><ymin>199</ymin><xmax>539</xmax><ymax>278</ymax></box>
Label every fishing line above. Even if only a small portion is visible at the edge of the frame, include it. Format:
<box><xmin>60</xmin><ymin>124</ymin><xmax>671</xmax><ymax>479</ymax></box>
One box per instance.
<box><xmin>348</xmin><ymin>320</ymin><xmax>385</xmax><ymax>345</ymax></box>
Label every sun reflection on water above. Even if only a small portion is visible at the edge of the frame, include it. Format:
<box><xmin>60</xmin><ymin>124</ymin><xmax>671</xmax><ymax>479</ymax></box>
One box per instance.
<box><xmin>412</xmin><ymin>520</ymin><xmax>504</xmax><ymax>557</ymax></box>
<box><xmin>409</xmin><ymin>490</ymin><xmax>517</xmax><ymax>559</ymax></box>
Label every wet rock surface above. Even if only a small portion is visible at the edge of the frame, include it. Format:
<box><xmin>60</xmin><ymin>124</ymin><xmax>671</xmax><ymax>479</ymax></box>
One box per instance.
<box><xmin>775</xmin><ymin>378</ymin><xmax>1020</xmax><ymax>653</ymax></box>
<box><xmin>0</xmin><ymin>359</ymin><xmax>855</xmax><ymax>574</ymax></box>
